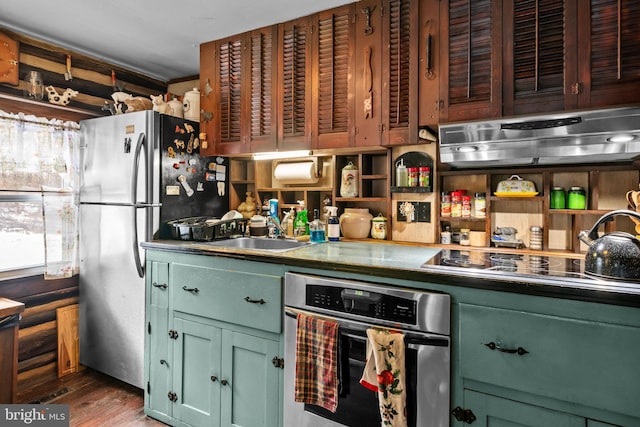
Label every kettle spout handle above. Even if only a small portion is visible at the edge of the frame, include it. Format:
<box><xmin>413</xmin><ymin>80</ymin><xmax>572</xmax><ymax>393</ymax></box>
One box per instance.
<box><xmin>577</xmin><ymin>230</ymin><xmax>594</xmax><ymax>247</ymax></box>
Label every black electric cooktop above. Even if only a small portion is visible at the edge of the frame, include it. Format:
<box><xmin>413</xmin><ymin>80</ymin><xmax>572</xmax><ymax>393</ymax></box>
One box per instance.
<box><xmin>421</xmin><ymin>249</ymin><xmax>591</xmax><ymax>280</ymax></box>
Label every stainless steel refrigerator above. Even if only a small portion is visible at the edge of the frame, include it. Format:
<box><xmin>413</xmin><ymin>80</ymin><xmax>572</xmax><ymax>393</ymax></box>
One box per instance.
<box><xmin>78</xmin><ymin>110</ymin><xmax>228</xmax><ymax>387</ymax></box>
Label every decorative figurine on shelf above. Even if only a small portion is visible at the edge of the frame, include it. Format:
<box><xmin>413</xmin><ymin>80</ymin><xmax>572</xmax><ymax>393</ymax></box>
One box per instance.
<box><xmin>237</xmin><ymin>191</ymin><xmax>258</xmax><ymax>219</ymax></box>
<box><xmin>150</xmin><ymin>94</ymin><xmax>172</xmax><ymax>115</ymax></box>
<box><xmin>124</xmin><ymin>96</ymin><xmax>153</xmax><ymax>112</ymax></box>
<box><xmin>45</xmin><ymin>85</ymin><xmax>78</xmax><ymax>106</ymax></box>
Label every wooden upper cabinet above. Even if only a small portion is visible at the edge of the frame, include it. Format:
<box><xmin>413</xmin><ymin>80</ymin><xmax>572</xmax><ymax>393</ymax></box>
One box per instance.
<box><xmin>313</xmin><ymin>5</ymin><xmax>355</xmax><ymax>150</ymax></box>
<box><xmin>213</xmin><ymin>35</ymin><xmax>244</xmax><ymax>155</ymax></box>
<box><xmin>504</xmin><ymin>0</ymin><xmax>566</xmax><ymax>115</ymax></box>
<box><xmin>576</xmin><ymin>0</ymin><xmax>640</xmax><ymax>109</ymax></box>
<box><xmin>353</xmin><ymin>0</ymin><xmax>383</xmax><ymax>147</ymax></box>
<box><xmin>440</xmin><ymin>0</ymin><xmax>501</xmax><ymax>122</ymax></box>
<box><xmin>277</xmin><ymin>16</ymin><xmax>314</xmax><ymax>151</ymax></box>
<box><xmin>199</xmin><ymin>41</ymin><xmax>216</xmax><ymax>156</ymax></box>
<box><xmin>381</xmin><ymin>0</ymin><xmax>419</xmax><ymax>146</ymax></box>
<box><xmin>418</xmin><ymin>0</ymin><xmax>442</xmax><ymax>128</ymax></box>
<box><xmin>245</xmin><ymin>27</ymin><xmax>278</xmax><ymax>153</ymax></box>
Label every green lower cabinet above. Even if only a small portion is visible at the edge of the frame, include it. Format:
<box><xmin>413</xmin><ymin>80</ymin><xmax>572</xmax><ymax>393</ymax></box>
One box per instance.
<box><xmin>172</xmin><ymin>317</ymin><xmax>222</xmax><ymax>427</ymax></box>
<box><xmin>220</xmin><ymin>329</ymin><xmax>280</xmax><ymax>427</ymax></box>
<box><xmin>145</xmin><ymin>261</ymin><xmax>170</xmax><ymax>421</ymax></box>
<box><xmin>464</xmin><ymin>390</ymin><xmax>584</xmax><ymax>427</ymax></box>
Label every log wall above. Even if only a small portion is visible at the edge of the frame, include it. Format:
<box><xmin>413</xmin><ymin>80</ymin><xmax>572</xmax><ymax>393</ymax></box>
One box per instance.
<box><xmin>0</xmin><ymin>28</ymin><xmax>169</xmax><ymax>120</ymax></box>
<box><xmin>0</xmin><ymin>274</ymin><xmax>78</xmax><ymax>397</ymax></box>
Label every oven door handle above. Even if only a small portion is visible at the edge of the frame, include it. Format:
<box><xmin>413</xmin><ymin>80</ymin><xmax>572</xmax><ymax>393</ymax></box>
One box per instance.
<box><xmin>284</xmin><ymin>308</ymin><xmax>449</xmax><ymax>347</ymax></box>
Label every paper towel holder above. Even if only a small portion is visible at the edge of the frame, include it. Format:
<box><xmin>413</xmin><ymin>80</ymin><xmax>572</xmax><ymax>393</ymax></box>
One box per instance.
<box><xmin>272</xmin><ymin>156</ymin><xmax>322</xmax><ymax>179</ymax></box>
<box><xmin>253</xmin><ymin>150</ymin><xmax>312</xmax><ymax>160</ymax></box>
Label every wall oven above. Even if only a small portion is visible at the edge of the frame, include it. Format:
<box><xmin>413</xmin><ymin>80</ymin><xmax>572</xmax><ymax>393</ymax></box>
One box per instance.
<box><xmin>284</xmin><ymin>272</ymin><xmax>450</xmax><ymax>427</ymax></box>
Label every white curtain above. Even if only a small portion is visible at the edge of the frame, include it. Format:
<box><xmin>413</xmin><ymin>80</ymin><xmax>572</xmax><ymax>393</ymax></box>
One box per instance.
<box><xmin>0</xmin><ymin>110</ymin><xmax>80</xmax><ymax>278</ymax></box>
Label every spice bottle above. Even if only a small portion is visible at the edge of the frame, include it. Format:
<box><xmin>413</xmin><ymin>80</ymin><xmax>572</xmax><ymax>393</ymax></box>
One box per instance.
<box><xmin>461</xmin><ymin>195</ymin><xmax>472</xmax><ymax>217</ymax></box>
<box><xmin>451</xmin><ymin>191</ymin><xmax>462</xmax><ymax>218</ymax></box>
<box><xmin>474</xmin><ymin>192</ymin><xmax>486</xmax><ymax>218</ymax></box>
<box><xmin>419</xmin><ymin>166</ymin><xmax>430</xmax><ymax>187</ymax></box>
<box><xmin>408</xmin><ymin>167</ymin><xmax>419</xmax><ymax>187</ymax></box>
<box><xmin>441</xmin><ymin>193</ymin><xmax>451</xmax><ymax>217</ymax></box>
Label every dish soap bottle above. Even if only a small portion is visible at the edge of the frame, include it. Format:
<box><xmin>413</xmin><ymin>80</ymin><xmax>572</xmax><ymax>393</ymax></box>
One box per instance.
<box><xmin>293</xmin><ymin>201</ymin><xmax>308</xmax><ymax>237</ymax></box>
<box><xmin>310</xmin><ymin>209</ymin><xmax>326</xmax><ymax>243</ymax></box>
<box><xmin>326</xmin><ymin>206</ymin><xmax>340</xmax><ymax>241</ymax></box>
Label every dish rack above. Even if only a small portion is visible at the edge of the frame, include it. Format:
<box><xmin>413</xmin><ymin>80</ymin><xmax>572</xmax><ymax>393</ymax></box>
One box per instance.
<box><xmin>167</xmin><ymin>217</ymin><xmax>248</xmax><ymax>241</ymax></box>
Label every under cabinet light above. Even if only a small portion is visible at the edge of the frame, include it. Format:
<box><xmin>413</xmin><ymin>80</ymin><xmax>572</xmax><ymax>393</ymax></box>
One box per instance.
<box><xmin>252</xmin><ymin>150</ymin><xmax>313</xmax><ymax>160</ymax></box>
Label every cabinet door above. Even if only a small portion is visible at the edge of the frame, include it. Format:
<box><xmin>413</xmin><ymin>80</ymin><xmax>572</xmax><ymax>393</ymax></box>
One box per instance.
<box><xmin>214</xmin><ymin>35</ymin><xmax>245</xmax><ymax>155</ymax></box>
<box><xmin>440</xmin><ymin>0</ymin><xmax>501</xmax><ymax>122</ymax></box>
<box><xmin>503</xmin><ymin>0</ymin><xmax>567</xmax><ymax>115</ymax></box>
<box><xmin>464</xmin><ymin>390</ymin><xmax>584</xmax><ymax>427</ymax></box>
<box><xmin>577</xmin><ymin>0</ymin><xmax>640</xmax><ymax>109</ymax></box>
<box><xmin>145</xmin><ymin>261</ymin><xmax>170</xmax><ymax>418</ymax></box>
<box><xmin>354</xmin><ymin>0</ymin><xmax>383</xmax><ymax>147</ymax></box>
<box><xmin>245</xmin><ymin>27</ymin><xmax>278</xmax><ymax>153</ymax></box>
<box><xmin>172</xmin><ymin>317</ymin><xmax>222</xmax><ymax>427</ymax></box>
<box><xmin>313</xmin><ymin>5</ymin><xmax>355</xmax><ymax>149</ymax></box>
<box><xmin>199</xmin><ymin>41</ymin><xmax>217</xmax><ymax>156</ymax></box>
<box><xmin>381</xmin><ymin>0</ymin><xmax>419</xmax><ymax>146</ymax></box>
<box><xmin>278</xmin><ymin>16</ymin><xmax>314</xmax><ymax>151</ymax></box>
<box><xmin>220</xmin><ymin>330</ymin><xmax>280</xmax><ymax>427</ymax></box>
<box><xmin>418</xmin><ymin>0</ymin><xmax>442</xmax><ymax>127</ymax></box>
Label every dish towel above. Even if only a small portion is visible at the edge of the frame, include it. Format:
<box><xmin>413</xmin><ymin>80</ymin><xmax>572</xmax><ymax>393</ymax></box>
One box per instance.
<box><xmin>294</xmin><ymin>312</ymin><xmax>339</xmax><ymax>412</ymax></box>
<box><xmin>360</xmin><ymin>328</ymin><xmax>407</xmax><ymax>427</ymax></box>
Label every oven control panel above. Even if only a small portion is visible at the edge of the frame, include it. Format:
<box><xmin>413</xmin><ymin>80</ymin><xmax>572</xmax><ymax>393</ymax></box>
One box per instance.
<box><xmin>306</xmin><ymin>285</ymin><xmax>417</xmax><ymax>324</ymax></box>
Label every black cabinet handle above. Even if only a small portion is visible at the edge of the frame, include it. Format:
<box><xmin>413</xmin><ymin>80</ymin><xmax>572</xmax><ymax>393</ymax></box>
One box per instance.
<box><xmin>221</xmin><ymin>379</ymin><xmax>230</xmax><ymax>386</ymax></box>
<box><xmin>483</xmin><ymin>341</ymin><xmax>529</xmax><ymax>355</ymax></box>
<box><xmin>182</xmin><ymin>286</ymin><xmax>199</xmax><ymax>294</ymax></box>
<box><xmin>152</xmin><ymin>282</ymin><xmax>167</xmax><ymax>289</ymax></box>
<box><xmin>211</xmin><ymin>375</ymin><xmax>218</xmax><ymax>382</ymax></box>
<box><xmin>244</xmin><ymin>296</ymin><xmax>265</xmax><ymax>304</ymax></box>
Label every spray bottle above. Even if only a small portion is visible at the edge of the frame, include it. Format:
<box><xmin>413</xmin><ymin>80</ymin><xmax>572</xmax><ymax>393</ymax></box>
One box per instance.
<box><xmin>326</xmin><ymin>206</ymin><xmax>340</xmax><ymax>241</ymax></box>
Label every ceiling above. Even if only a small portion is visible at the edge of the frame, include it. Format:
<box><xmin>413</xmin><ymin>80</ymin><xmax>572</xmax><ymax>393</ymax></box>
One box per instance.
<box><xmin>0</xmin><ymin>0</ymin><xmax>354</xmax><ymax>82</ymax></box>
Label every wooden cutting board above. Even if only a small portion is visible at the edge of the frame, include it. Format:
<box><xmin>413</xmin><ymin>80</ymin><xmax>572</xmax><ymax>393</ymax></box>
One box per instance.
<box><xmin>56</xmin><ymin>304</ymin><xmax>79</xmax><ymax>378</ymax></box>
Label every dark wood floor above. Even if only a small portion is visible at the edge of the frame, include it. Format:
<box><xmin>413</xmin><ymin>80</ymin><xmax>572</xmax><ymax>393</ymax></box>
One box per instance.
<box><xmin>18</xmin><ymin>368</ymin><xmax>167</xmax><ymax>426</ymax></box>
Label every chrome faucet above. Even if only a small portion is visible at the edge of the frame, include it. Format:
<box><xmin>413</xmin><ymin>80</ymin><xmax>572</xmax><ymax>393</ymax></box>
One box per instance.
<box><xmin>266</xmin><ymin>216</ymin><xmax>286</xmax><ymax>238</ymax></box>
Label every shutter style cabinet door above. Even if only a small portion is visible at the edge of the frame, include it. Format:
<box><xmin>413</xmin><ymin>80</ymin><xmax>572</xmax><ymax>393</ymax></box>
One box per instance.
<box><xmin>278</xmin><ymin>17</ymin><xmax>313</xmax><ymax>151</ymax></box>
<box><xmin>246</xmin><ymin>27</ymin><xmax>277</xmax><ymax>153</ymax></box>
<box><xmin>578</xmin><ymin>0</ymin><xmax>640</xmax><ymax>108</ymax></box>
<box><xmin>441</xmin><ymin>0</ymin><xmax>499</xmax><ymax>121</ymax></box>
<box><xmin>382</xmin><ymin>0</ymin><xmax>419</xmax><ymax>146</ymax></box>
<box><xmin>216</xmin><ymin>36</ymin><xmax>245</xmax><ymax>154</ymax></box>
<box><xmin>314</xmin><ymin>5</ymin><xmax>354</xmax><ymax>149</ymax></box>
<box><xmin>504</xmin><ymin>0</ymin><xmax>566</xmax><ymax>115</ymax></box>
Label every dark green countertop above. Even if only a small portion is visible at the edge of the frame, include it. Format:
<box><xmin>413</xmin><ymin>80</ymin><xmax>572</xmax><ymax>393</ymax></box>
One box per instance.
<box><xmin>141</xmin><ymin>239</ymin><xmax>640</xmax><ymax>307</ymax></box>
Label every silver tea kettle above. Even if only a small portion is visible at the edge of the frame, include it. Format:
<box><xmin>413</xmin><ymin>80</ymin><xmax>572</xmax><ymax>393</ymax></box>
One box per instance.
<box><xmin>577</xmin><ymin>210</ymin><xmax>640</xmax><ymax>281</ymax></box>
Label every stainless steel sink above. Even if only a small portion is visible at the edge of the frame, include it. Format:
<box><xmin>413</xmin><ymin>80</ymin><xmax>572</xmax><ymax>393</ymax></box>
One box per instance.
<box><xmin>204</xmin><ymin>237</ymin><xmax>313</xmax><ymax>252</ymax></box>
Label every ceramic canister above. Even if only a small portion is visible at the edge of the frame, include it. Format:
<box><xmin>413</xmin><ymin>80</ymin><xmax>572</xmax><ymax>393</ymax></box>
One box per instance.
<box><xmin>183</xmin><ymin>88</ymin><xmax>200</xmax><ymax>121</ymax></box>
<box><xmin>340</xmin><ymin>162</ymin><xmax>359</xmax><ymax>197</ymax></box>
<box><xmin>339</xmin><ymin>208</ymin><xmax>372</xmax><ymax>239</ymax></box>
<box><xmin>370</xmin><ymin>213</ymin><xmax>387</xmax><ymax>240</ymax></box>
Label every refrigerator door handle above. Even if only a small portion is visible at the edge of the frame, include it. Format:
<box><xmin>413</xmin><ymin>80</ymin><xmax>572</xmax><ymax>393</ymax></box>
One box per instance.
<box><xmin>131</xmin><ymin>132</ymin><xmax>147</xmax><ymax>278</ymax></box>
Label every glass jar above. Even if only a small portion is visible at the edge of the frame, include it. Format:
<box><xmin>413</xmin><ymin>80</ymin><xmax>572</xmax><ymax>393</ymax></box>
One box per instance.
<box><xmin>474</xmin><ymin>192</ymin><xmax>486</xmax><ymax>218</ymax></box>
<box><xmin>461</xmin><ymin>195</ymin><xmax>472</xmax><ymax>217</ymax></box>
<box><xmin>567</xmin><ymin>186</ymin><xmax>586</xmax><ymax>209</ymax></box>
<box><xmin>419</xmin><ymin>166</ymin><xmax>430</xmax><ymax>187</ymax></box>
<box><xmin>550</xmin><ymin>186</ymin><xmax>566</xmax><ymax>209</ymax></box>
<box><xmin>460</xmin><ymin>228</ymin><xmax>470</xmax><ymax>246</ymax></box>
<box><xmin>450</xmin><ymin>191</ymin><xmax>462</xmax><ymax>218</ymax></box>
<box><xmin>441</xmin><ymin>230</ymin><xmax>452</xmax><ymax>244</ymax></box>
<box><xmin>408</xmin><ymin>167</ymin><xmax>419</xmax><ymax>187</ymax></box>
<box><xmin>441</xmin><ymin>193</ymin><xmax>451</xmax><ymax>217</ymax></box>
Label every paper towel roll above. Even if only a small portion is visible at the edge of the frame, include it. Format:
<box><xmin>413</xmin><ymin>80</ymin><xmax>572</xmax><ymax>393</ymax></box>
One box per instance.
<box><xmin>273</xmin><ymin>162</ymin><xmax>319</xmax><ymax>184</ymax></box>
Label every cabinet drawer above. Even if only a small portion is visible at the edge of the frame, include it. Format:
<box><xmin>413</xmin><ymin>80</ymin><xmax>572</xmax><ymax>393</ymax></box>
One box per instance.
<box><xmin>172</xmin><ymin>264</ymin><xmax>282</xmax><ymax>333</ymax></box>
<box><xmin>459</xmin><ymin>303</ymin><xmax>640</xmax><ymax>419</ymax></box>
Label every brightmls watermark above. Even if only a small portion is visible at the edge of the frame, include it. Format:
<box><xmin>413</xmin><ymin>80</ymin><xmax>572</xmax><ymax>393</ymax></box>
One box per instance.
<box><xmin>0</xmin><ymin>405</ymin><xmax>69</xmax><ymax>426</ymax></box>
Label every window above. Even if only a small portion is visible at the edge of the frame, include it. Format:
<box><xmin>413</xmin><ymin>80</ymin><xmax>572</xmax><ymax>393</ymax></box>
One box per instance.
<box><xmin>0</xmin><ymin>111</ymin><xmax>79</xmax><ymax>277</ymax></box>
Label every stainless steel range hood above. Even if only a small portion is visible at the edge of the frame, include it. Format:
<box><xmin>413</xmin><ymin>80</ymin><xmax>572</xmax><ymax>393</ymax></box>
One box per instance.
<box><xmin>438</xmin><ymin>106</ymin><xmax>640</xmax><ymax>168</ymax></box>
